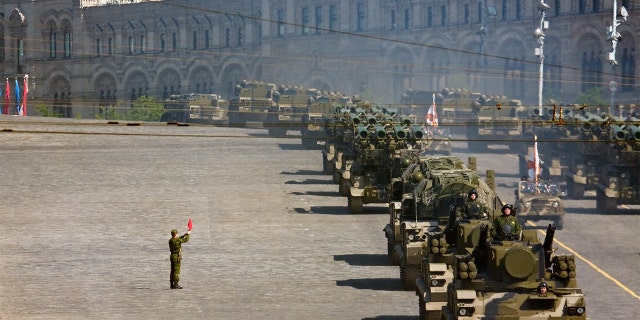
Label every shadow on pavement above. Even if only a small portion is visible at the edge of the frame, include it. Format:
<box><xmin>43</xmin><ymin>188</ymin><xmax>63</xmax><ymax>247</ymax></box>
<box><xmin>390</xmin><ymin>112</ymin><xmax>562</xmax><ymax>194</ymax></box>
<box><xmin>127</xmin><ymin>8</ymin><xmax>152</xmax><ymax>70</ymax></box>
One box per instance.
<box><xmin>334</xmin><ymin>253</ymin><xmax>389</xmax><ymax>267</ymax></box>
<box><xmin>336</xmin><ymin>278</ymin><xmax>404</xmax><ymax>292</ymax></box>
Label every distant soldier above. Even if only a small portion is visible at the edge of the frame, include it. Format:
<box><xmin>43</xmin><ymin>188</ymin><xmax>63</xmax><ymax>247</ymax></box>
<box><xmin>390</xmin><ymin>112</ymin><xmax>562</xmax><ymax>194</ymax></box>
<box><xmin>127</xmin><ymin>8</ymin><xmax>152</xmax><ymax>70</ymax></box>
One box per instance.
<box><xmin>169</xmin><ymin>228</ymin><xmax>191</xmax><ymax>289</ymax></box>
<box><xmin>459</xmin><ymin>189</ymin><xmax>488</xmax><ymax>219</ymax></box>
<box><xmin>491</xmin><ymin>204</ymin><xmax>522</xmax><ymax>241</ymax></box>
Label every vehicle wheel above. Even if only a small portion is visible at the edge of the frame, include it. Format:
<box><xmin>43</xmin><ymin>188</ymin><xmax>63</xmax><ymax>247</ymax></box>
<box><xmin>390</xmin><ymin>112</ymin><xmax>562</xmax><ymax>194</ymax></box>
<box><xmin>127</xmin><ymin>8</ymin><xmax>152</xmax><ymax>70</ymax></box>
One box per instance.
<box><xmin>418</xmin><ymin>294</ymin><xmax>427</xmax><ymax>320</ymax></box>
<box><xmin>400</xmin><ymin>264</ymin><xmax>419</xmax><ymax>290</ymax></box>
<box><xmin>387</xmin><ymin>238</ymin><xmax>399</xmax><ymax>265</ymax></box>
<box><xmin>566</xmin><ymin>179</ymin><xmax>585</xmax><ymax>199</ymax></box>
<box><xmin>596</xmin><ymin>189</ymin><xmax>617</xmax><ymax>213</ymax></box>
<box><xmin>348</xmin><ymin>196</ymin><xmax>364</xmax><ymax>214</ymax></box>
<box><xmin>332</xmin><ymin>170</ymin><xmax>340</xmax><ymax>184</ymax></box>
<box><xmin>554</xmin><ymin>216</ymin><xmax>564</xmax><ymax>230</ymax></box>
<box><xmin>322</xmin><ymin>158</ymin><xmax>332</xmax><ymax>175</ymax></box>
<box><xmin>339</xmin><ymin>179</ymin><xmax>349</xmax><ymax>197</ymax></box>
<box><xmin>301</xmin><ymin>137</ymin><xmax>317</xmax><ymax>149</ymax></box>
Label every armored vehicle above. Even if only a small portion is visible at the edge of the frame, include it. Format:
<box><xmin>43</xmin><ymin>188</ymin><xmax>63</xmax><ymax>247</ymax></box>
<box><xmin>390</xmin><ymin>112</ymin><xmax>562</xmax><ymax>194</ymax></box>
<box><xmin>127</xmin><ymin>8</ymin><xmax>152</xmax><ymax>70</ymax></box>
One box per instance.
<box><xmin>161</xmin><ymin>93</ymin><xmax>229</xmax><ymax>125</ymax></box>
<box><xmin>266</xmin><ymin>85</ymin><xmax>319</xmax><ymax>137</ymax></box>
<box><xmin>466</xmin><ymin>94</ymin><xmax>527</xmax><ymax>154</ymax></box>
<box><xmin>393</xmin><ymin>157</ymin><xmax>499</xmax><ymax>291</ymax></box>
<box><xmin>228</xmin><ymin>80</ymin><xmax>278</xmax><ymax>127</ymax></box>
<box><xmin>514</xmin><ymin>178</ymin><xmax>565</xmax><ymax>229</ymax></box>
<box><xmin>385</xmin><ymin>155</ymin><xmax>467</xmax><ymax>265</ymax></box>
<box><xmin>345</xmin><ymin>110</ymin><xmax>430</xmax><ymax>214</ymax></box>
<box><xmin>301</xmin><ymin>93</ymin><xmax>351</xmax><ymax>149</ymax></box>
<box><xmin>439</xmin><ymin>224</ymin><xmax>587</xmax><ymax>319</ymax></box>
<box><xmin>534</xmin><ymin>106</ymin><xmax>640</xmax><ymax>213</ymax></box>
<box><xmin>412</xmin><ymin>175</ymin><xmax>503</xmax><ymax>318</ymax></box>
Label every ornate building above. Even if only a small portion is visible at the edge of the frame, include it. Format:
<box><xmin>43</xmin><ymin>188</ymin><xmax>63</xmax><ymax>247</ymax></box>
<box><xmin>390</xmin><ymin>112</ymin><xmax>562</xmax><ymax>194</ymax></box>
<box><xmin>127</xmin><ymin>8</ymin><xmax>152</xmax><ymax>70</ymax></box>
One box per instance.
<box><xmin>0</xmin><ymin>0</ymin><xmax>636</xmax><ymax>117</ymax></box>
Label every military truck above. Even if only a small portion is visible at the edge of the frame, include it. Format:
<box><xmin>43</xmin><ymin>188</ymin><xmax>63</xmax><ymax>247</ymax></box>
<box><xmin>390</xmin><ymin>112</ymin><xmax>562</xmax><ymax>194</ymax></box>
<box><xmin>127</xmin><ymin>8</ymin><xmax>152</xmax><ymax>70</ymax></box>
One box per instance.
<box><xmin>266</xmin><ymin>85</ymin><xmax>319</xmax><ymax>137</ymax></box>
<box><xmin>534</xmin><ymin>107</ymin><xmax>640</xmax><ymax>213</ymax></box>
<box><xmin>514</xmin><ymin>178</ymin><xmax>565</xmax><ymax>229</ymax></box>
<box><xmin>228</xmin><ymin>80</ymin><xmax>278</xmax><ymax>127</ymax></box>
<box><xmin>439</xmin><ymin>224</ymin><xmax>587</xmax><ymax>319</ymax></box>
<box><xmin>161</xmin><ymin>93</ymin><xmax>229</xmax><ymax>125</ymax></box>
<box><xmin>301</xmin><ymin>92</ymin><xmax>351</xmax><ymax>149</ymax></box>
<box><xmin>345</xmin><ymin>109</ymin><xmax>430</xmax><ymax>214</ymax></box>
<box><xmin>466</xmin><ymin>94</ymin><xmax>527</xmax><ymax>154</ymax></box>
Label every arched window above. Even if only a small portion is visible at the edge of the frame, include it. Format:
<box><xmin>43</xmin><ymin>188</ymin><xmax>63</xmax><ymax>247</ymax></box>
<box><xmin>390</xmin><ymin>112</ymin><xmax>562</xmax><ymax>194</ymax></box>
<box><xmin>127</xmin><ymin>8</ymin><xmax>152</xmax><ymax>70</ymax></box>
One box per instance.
<box><xmin>64</xmin><ymin>26</ymin><xmax>72</xmax><ymax>58</ymax></box>
<box><xmin>49</xmin><ymin>27</ymin><xmax>57</xmax><ymax>59</ymax></box>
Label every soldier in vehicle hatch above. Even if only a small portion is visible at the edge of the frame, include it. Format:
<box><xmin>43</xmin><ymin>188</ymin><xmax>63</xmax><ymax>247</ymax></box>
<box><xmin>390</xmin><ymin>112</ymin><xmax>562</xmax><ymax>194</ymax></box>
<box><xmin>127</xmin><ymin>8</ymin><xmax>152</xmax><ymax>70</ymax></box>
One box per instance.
<box><xmin>459</xmin><ymin>189</ymin><xmax>488</xmax><ymax>219</ymax></box>
<box><xmin>491</xmin><ymin>204</ymin><xmax>522</xmax><ymax>241</ymax></box>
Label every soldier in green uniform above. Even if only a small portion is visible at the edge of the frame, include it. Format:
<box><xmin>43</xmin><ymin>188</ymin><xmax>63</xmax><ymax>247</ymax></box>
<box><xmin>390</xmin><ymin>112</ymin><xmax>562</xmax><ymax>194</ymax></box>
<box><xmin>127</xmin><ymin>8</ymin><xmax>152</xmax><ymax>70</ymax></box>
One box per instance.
<box><xmin>459</xmin><ymin>189</ymin><xmax>488</xmax><ymax>219</ymax></box>
<box><xmin>491</xmin><ymin>203</ymin><xmax>522</xmax><ymax>240</ymax></box>
<box><xmin>169</xmin><ymin>228</ymin><xmax>191</xmax><ymax>289</ymax></box>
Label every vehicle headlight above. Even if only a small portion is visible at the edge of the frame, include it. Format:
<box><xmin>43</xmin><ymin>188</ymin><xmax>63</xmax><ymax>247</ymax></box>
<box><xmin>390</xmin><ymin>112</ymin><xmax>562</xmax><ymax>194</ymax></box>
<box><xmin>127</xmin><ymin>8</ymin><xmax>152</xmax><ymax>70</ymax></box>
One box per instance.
<box><xmin>568</xmin><ymin>306</ymin><xmax>585</xmax><ymax>315</ymax></box>
<box><xmin>524</xmin><ymin>202</ymin><xmax>531</xmax><ymax>208</ymax></box>
<box><xmin>458</xmin><ymin>307</ymin><xmax>475</xmax><ymax>316</ymax></box>
<box><xmin>408</xmin><ymin>234</ymin><xmax>414</xmax><ymax>241</ymax></box>
<box><xmin>552</xmin><ymin>201</ymin><xmax>559</xmax><ymax>208</ymax></box>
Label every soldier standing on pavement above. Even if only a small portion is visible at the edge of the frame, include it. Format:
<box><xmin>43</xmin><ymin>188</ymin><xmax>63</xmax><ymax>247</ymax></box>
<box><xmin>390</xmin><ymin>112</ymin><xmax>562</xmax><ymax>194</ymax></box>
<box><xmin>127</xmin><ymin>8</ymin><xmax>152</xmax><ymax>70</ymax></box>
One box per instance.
<box><xmin>491</xmin><ymin>204</ymin><xmax>522</xmax><ymax>241</ymax></box>
<box><xmin>169</xmin><ymin>228</ymin><xmax>191</xmax><ymax>289</ymax></box>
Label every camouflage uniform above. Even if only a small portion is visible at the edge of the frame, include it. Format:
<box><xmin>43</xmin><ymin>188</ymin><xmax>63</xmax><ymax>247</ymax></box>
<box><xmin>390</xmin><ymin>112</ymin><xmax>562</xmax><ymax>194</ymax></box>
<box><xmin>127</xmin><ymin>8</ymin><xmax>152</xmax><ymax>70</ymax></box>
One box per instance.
<box><xmin>169</xmin><ymin>229</ymin><xmax>190</xmax><ymax>289</ymax></box>
<box><xmin>459</xmin><ymin>199</ymin><xmax>487</xmax><ymax>219</ymax></box>
<box><xmin>491</xmin><ymin>209</ymin><xmax>522</xmax><ymax>241</ymax></box>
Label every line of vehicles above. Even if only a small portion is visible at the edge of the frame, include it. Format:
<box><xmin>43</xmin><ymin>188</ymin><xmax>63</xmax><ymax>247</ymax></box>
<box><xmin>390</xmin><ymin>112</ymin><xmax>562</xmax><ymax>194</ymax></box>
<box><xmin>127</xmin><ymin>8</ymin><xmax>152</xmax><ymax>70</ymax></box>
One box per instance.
<box><xmin>315</xmin><ymin>101</ymin><xmax>587</xmax><ymax>318</ymax></box>
<box><xmin>159</xmin><ymin>81</ymin><xmax>609</xmax><ymax>318</ymax></box>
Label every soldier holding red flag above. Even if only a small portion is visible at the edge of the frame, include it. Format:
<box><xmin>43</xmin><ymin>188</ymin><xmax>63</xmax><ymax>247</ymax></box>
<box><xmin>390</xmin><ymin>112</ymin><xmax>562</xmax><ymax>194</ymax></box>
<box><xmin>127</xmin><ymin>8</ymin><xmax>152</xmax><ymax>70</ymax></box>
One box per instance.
<box><xmin>169</xmin><ymin>219</ymin><xmax>192</xmax><ymax>289</ymax></box>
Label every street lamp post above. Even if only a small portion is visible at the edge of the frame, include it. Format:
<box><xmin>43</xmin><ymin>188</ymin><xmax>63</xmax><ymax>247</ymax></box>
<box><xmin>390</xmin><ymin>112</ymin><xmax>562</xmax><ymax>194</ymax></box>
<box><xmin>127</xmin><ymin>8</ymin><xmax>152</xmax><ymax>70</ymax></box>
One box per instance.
<box><xmin>534</xmin><ymin>1</ymin><xmax>550</xmax><ymax>113</ymax></box>
<box><xmin>607</xmin><ymin>0</ymin><xmax>629</xmax><ymax>112</ymax></box>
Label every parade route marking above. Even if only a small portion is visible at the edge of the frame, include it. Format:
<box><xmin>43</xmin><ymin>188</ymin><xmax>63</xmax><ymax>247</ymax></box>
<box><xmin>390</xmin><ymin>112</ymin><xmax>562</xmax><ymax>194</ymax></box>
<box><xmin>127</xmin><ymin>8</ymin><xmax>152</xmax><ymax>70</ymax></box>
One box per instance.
<box><xmin>527</xmin><ymin>220</ymin><xmax>640</xmax><ymax>301</ymax></box>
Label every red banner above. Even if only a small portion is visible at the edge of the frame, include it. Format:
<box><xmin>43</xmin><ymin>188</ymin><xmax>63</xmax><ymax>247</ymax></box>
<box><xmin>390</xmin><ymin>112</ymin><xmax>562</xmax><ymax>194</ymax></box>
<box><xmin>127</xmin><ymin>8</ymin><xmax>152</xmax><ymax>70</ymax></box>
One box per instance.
<box><xmin>3</xmin><ymin>80</ymin><xmax>9</xmax><ymax>115</ymax></box>
<box><xmin>22</xmin><ymin>75</ymin><xmax>28</xmax><ymax>116</ymax></box>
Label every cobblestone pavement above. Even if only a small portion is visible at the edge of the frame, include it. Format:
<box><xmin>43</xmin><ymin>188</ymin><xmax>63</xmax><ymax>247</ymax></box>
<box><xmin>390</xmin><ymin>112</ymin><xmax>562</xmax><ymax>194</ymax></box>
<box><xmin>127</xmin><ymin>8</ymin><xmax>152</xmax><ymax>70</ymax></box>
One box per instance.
<box><xmin>0</xmin><ymin>117</ymin><xmax>417</xmax><ymax>320</ymax></box>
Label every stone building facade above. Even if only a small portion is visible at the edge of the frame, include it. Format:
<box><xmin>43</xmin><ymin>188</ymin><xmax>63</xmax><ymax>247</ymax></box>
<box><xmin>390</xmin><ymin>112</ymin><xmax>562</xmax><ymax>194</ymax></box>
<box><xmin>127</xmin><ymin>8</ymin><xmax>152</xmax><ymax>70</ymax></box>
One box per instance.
<box><xmin>0</xmin><ymin>0</ymin><xmax>636</xmax><ymax>117</ymax></box>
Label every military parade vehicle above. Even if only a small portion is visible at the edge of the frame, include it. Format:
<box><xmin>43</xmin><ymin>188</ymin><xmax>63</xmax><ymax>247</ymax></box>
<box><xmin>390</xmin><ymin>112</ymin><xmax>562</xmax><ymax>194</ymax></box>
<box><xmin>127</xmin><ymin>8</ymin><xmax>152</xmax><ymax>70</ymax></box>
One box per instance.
<box><xmin>161</xmin><ymin>93</ymin><xmax>229</xmax><ymax>125</ymax></box>
<box><xmin>266</xmin><ymin>85</ymin><xmax>319</xmax><ymax>137</ymax></box>
<box><xmin>439</xmin><ymin>224</ymin><xmax>587</xmax><ymax>319</ymax></box>
<box><xmin>534</xmin><ymin>105</ymin><xmax>640</xmax><ymax>213</ymax></box>
<box><xmin>344</xmin><ymin>107</ymin><xmax>430</xmax><ymax>214</ymax></box>
<box><xmin>385</xmin><ymin>155</ymin><xmax>466</xmax><ymax>266</ymax></box>
<box><xmin>228</xmin><ymin>80</ymin><xmax>278</xmax><ymax>127</ymax></box>
<box><xmin>300</xmin><ymin>92</ymin><xmax>351</xmax><ymax>149</ymax></box>
<box><xmin>514</xmin><ymin>177</ymin><xmax>566</xmax><ymax>229</ymax></box>
<box><xmin>409</xmin><ymin>164</ymin><xmax>503</xmax><ymax>318</ymax></box>
<box><xmin>466</xmin><ymin>94</ymin><xmax>528</xmax><ymax>154</ymax></box>
<box><xmin>393</xmin><ymin>157</ymin><xmax>500</xmax><ymax>291</ymax></box>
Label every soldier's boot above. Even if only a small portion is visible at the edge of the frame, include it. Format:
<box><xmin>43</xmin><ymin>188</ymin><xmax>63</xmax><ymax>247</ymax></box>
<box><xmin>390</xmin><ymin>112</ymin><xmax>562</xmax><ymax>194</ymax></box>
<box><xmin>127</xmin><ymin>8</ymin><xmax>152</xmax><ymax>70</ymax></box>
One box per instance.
<box><xmin>170</xmin><ymin>281</ymin><xmax>176</xmax><ymax>289</ymax></box>
<box><xmin>174</xmin><ymin>282</ymin><xmax>183</xmax><ymax>289</ymax></box>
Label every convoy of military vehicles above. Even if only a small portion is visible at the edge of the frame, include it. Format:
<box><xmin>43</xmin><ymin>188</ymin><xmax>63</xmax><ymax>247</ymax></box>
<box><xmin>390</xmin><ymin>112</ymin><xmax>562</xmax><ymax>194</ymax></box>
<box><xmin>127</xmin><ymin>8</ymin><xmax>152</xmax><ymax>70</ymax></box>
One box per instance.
<box><xmin>154</xmin><ymin>79</ymin><xmax>640</xmax><ymax>318</ymax></box>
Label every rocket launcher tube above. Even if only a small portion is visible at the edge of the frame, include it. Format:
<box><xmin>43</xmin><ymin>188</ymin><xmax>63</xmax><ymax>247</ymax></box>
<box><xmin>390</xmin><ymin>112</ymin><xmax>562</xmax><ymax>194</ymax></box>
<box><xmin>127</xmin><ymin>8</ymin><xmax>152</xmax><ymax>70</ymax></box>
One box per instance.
<box><xmin>543</xmin><ymin>224</ymin><xmax>556</xmax><ymax>269</ymax></box>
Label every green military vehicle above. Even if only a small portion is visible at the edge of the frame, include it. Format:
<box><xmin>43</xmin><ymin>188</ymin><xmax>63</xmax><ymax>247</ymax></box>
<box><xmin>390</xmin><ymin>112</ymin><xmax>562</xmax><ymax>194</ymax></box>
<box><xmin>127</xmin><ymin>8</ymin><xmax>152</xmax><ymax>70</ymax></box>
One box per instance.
<box><xmin>439</xmin><ymin>224</ymin><xmax>587</xmax><ymax>319</ymax></box>
<box><xmin>228</xmin><ymin>80</ymin><xmax>278</xmax><ymax>127</ymax></box>
<box><xmin>301</xmin><ymin>92</ymin><xmax>351</xmax><ymax>149</ymax></box>
<box><xmin>161</xmin><ymin>93</ymin><xmax>229</xmax><ymax>125</ymax></box>
<box><xmin>385</xmin><ymin>155</ymin><xmax>466</xmax><ymax>266</ymax></box>
<box><xmin>414</xmin><ymin>178</ymin><xmax>503</xmax><ymax>319</ymax></box>
<box><xmin>535</xmin><ymin>107</ymin><xmax>640</xmax><ymax>213</ymax></box>
<box><xmin>514</xmin><ymin>178</ymin><xmax>566</xmax><ymax>229</ymax></box>
<box><xmin>394</xmin><ymin>157</ymin><xmax>499</xmax><ymax>291</ymax></box>
<box><xmin>345</xmin><ymin>108</ymin><xmax>430</xmax><ymax>214</ymax></box>
<box><xmin>466</xmin><ymin>94</ymin><xmax>527</xmax><ymax>154</ymax></box>
<box><xmin>266</xmin><ymin>85</ymin><xmax>319</xmax><ymax>137</ymax></box>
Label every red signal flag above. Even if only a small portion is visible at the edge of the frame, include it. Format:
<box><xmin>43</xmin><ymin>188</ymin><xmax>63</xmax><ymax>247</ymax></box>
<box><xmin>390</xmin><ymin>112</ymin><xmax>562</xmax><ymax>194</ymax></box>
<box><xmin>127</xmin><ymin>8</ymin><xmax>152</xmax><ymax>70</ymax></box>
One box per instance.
<box><xmin>188</xmin><ymin>218</ymin><xmax>193</xmax><ymax>231</ymax></box>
